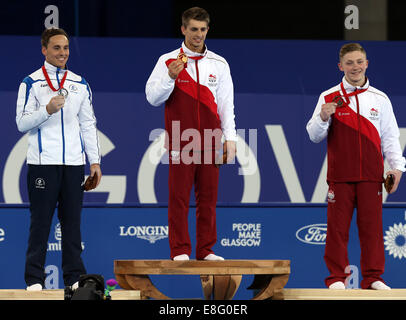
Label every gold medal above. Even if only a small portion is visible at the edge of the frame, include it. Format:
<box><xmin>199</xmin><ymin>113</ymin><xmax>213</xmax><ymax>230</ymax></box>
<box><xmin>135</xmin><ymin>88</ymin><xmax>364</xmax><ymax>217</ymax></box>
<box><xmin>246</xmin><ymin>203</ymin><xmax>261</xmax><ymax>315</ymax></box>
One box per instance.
<box><xmin>177</xmin><ymin>52</ymin><xmax>188</xmax><ymax>64</ymax></box>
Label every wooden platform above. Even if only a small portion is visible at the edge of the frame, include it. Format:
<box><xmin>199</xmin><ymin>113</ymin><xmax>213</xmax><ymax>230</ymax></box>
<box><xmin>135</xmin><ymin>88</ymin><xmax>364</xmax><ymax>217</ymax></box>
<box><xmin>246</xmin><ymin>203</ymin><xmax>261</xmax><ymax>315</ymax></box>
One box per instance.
<box><xmin>0</xmin><ymin>289</ymin><xmax>140</xmax><ymax>300</ymax></box>
<box><xmin>114</xmin><ymin>259</ymin><xmax>291</xmax><ymax>300</ymax></box>
<box><xmin>0</xmin><ymin>288</ymin><xmax>405</xmax><ymax>300</ymax></box>
<box><xmin>282</xmin><ymin>288</ymin><xmax>406</xmax><ymax>300</ymax></box>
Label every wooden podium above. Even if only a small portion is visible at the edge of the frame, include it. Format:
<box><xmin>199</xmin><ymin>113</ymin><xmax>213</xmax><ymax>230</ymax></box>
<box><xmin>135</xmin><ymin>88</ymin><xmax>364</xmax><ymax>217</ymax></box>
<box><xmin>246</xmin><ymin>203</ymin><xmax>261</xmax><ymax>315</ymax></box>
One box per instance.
<box><xmin>114</xmin><ymin>260</ymin><xmax>290</xmax><ymax>300</ymax></box>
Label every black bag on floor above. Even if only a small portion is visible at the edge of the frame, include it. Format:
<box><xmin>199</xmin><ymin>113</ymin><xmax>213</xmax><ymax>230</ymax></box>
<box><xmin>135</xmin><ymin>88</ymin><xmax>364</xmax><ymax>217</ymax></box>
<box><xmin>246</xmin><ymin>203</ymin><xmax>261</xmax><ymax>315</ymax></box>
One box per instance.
<box><xmin>65</xmin><ymin>274</ymin><xmax>106</xmax><ymax>300</ymax></box>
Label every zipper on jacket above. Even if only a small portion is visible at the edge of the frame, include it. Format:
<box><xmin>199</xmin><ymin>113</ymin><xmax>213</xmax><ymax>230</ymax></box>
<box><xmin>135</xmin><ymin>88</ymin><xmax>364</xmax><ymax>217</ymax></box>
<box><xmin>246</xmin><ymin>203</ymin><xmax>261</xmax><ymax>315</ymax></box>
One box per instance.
<box><xmin>56</xmin><ymin>68</ymin><xmax>66</xmax><ymax>164</ymax></box>
<box><xmin>38</xmin><ymin>128</ymin><xmax>42</xmax><ymax>164</ymax></box>
<box><xmin>195</xmin><ymin>60</ymin><xmax>201</xmax><ymax>133</ymax></box>
<box><xmin>355</xmin><ymin>89</ymin><xmax>362</xmax><ymax>179</ymax></box>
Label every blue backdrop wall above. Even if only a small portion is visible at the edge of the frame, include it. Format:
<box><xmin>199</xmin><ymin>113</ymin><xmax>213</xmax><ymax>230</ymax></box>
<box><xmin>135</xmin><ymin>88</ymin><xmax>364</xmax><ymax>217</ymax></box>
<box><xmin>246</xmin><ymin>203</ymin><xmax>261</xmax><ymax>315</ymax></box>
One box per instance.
<box><xmin>2</xmin><ymin>36</ymin><xmax>406</xmax><ymax>204</ymax></box>
<box><xmin>0</xmin><ymin>37</ymin><xmax>405</xmax><ymax>295</ymax></box>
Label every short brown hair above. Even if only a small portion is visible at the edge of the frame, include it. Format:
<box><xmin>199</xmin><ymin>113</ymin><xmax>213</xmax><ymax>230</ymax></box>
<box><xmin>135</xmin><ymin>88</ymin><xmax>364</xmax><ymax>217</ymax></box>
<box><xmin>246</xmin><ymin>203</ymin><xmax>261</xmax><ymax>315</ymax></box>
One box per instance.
<box><xmin>182</xmin><ymin>7</ymin><xmax>210</xmax><ymax>27</ymax></box>
<box><xmin>41</xmin><ymin>28</ymin><xmax>69</xmax><ymax>48</ymax></box>
<box><xmin>339</xmin><ymin>43</ymin><xmax>366</xmax><ymax>60</ymax></box>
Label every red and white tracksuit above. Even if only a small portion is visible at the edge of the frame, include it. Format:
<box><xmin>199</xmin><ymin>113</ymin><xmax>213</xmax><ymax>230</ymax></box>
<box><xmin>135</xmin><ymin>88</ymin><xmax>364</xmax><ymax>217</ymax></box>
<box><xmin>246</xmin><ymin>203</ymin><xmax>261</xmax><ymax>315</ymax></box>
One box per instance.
<box><xmin>146</xmin><ymin>42</ymin><xmax>237</xmax><ymax>259</ymax></box>
<box><xmin>307</xmin><ymin>77</ymin><xmax>406</xmax><ymax>288</ymax></box>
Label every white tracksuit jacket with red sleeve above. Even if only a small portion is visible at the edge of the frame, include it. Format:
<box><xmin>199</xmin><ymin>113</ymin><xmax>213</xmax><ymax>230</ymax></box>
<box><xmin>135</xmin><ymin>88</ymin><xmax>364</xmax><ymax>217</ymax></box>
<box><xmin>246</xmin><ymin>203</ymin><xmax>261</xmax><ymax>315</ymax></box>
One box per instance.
<box><xmin>307</xmin><ymin>77</ymin><xmax>406</xmax><ymax>182</ymax></box>
<box><xmin>145</xmin><ymin>42</ymin><xmax>237</xmax><ymax>152</ymax></box>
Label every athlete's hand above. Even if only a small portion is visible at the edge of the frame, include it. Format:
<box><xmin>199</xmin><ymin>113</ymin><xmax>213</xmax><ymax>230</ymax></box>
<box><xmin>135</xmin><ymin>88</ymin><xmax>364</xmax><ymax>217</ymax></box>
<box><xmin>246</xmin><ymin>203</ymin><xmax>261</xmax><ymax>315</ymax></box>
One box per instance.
<box><xmin>215</xmin><ymin>140</ymin><xmax>237</xmax><ymax>168</ymax></box>
<box><xmin>385</xmin><ymin>169</ymin><xmax>402</xmax><ymax>194</ymax></box>
<box><xmin>90</xmin><ymin>163</ymin><xmax>102</xmax><ymax>186</ymax></box>
<box><xmin>46</xmin><ymin>95</ymin><xmax>65</xmax><ymax>115</ymax></box>
<box><xmin>224</xmin><ymin>140</ymin><xmax>236</xmax><ymax>164</ymax></box>
<box><xmin>320</xmin><ymin>102</ymin><xmax>337</xmax><ymax>122</ymax></box>
<box><xmin>168</xmin><ymin>58</ymin><xmax>184</xmax><ymax>79</ymax></box>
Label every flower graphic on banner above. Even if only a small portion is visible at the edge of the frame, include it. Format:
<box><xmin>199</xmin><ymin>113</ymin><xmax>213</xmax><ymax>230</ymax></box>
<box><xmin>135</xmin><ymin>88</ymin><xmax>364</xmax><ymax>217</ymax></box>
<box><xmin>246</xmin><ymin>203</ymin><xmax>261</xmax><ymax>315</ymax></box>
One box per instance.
<box><xmin>384</xmin><ymin>223</ymin><xmax>406</xmax><ymax>259</ymax></box>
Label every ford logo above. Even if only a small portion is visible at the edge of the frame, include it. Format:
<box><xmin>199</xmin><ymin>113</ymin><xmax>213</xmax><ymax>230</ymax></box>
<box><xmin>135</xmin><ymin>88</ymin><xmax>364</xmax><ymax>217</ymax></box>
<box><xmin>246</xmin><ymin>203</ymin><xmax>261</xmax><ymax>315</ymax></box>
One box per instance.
<box><xmin>296</xmin><ymin>223</ymin><xmax>327</xmax><ymax>245</ymax></box>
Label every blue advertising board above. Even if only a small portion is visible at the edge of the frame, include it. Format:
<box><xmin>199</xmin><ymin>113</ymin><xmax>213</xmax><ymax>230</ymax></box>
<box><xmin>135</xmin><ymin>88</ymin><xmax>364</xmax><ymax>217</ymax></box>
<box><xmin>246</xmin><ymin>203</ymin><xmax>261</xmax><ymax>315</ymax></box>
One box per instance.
<box><xmin>0</xmin><ymin>204</ymin><xmax>405</xmax><ymax>299</ymax></box>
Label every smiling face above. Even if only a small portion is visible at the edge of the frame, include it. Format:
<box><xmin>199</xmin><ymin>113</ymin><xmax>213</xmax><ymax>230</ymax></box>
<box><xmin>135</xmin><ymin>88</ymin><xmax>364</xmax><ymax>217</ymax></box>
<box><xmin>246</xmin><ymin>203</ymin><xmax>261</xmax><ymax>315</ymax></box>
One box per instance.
<box><xmin>181</xmin><ymin>19</ymin><xmax>209</xmax><ymax>53</ymax></box>
<box><xmin>41</xmin><ymin>34</ymin><xmax>69</xmax><ymax>69</ymax></box>
<box><xmin>338</xmin><ymin>50</ymin><xmax>369</xmax><ymax>87</ymax></box>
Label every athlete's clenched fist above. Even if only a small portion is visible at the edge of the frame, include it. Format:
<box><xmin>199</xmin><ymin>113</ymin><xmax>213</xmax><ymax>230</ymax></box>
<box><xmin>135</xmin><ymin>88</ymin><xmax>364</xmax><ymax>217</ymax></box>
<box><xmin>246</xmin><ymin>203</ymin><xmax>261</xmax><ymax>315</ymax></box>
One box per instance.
<box><xmin>168</xmin><ymin>58</ymin><xmax>185</xmax><ymax>79</ymax></box>
<box><xmin>46</xmin><ymin>95</ymin><xmax>65</xmax><ymax>115</ymax></box>
<box><xmin>320</xmin><ymin>102</ymin><xmax>337</xmax><ymax>121</ymax></box>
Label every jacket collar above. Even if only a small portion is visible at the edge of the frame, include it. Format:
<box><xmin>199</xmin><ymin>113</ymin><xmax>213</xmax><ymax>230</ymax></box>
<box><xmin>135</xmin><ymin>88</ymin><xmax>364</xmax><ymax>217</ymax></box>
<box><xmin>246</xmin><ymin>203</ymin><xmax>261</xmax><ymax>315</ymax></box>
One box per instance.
<box><xmin>181</xmin><ymin>42</ymin><xmax>207</xmax><ymax>58</ymax></box>
<box><xmin>342</xmin><ymin>76</ymin><xmax>369</xmax><ymax>92</ymax></box>
<box><xmin>44</xmin><ymin>60</ymin><xmax>68</xmax><ymax>75</ymax></box>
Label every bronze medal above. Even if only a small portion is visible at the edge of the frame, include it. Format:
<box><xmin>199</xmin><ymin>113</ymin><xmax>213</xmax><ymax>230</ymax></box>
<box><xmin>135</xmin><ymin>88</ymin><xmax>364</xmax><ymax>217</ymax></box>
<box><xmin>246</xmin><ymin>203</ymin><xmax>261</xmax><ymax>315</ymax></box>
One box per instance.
<box><xmin>332</xmin><ymin>95</ymin><xmax>344</xmax><ymax>107</ymax></box>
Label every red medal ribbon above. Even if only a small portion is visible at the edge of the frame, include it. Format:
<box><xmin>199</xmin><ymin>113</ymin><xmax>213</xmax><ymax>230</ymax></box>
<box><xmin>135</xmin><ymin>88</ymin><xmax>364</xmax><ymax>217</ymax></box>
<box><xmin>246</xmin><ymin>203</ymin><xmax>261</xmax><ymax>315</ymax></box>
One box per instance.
<box><xmin>340</xmin><ymin>82</ymin><xmax>368</xmax><ymax>105</ymax></box>
<box><xmin>179</xmin><ymin>48</ymin><xmax>205</xmax><ymax>68</ymax></box>
<box><xmin>41</xmin><ymin>65</ymin><xmax>68</xmax><ymax>92</ymax></box>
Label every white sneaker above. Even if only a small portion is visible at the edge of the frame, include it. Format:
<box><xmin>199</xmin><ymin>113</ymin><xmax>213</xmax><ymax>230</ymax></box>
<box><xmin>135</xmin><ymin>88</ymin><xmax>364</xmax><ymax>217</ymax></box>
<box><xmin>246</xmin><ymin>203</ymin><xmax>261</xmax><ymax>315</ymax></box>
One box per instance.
<box><xmin>71</xmin><ymin>281</ymin><xmax>79</xmax><ymax>290</ymax></box>
<box><xmin>173</xmin><ymin>254</ymin><xmax>189</xmax><ymax>261</ymax></box>
<box><xmin>203</xmin><ymin>253</ymin><xmax>224</xmax><ymax>261</ymax></box>
<box><xmin>370</xmin><ymin>281</ymin><xmax>391</xmax><ymax>290</ymax></box>
<box><xmin>26</xmin><ymin>283</ymin><xmax>43</xmax><ymax>291</ymax></box>
<box><xmin>328</xmin><ymin>281</ymin><xmax>346</xmax><ymax>289</ymax></box>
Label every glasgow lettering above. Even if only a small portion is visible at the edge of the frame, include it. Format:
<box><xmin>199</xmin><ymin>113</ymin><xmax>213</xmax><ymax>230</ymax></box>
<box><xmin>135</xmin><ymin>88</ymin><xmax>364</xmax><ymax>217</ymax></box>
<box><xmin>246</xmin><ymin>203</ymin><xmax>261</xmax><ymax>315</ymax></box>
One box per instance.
<box><xmin>221</xmin><ymin>238</ymin><xmax>261</xmax><ymax>247</ymax></box>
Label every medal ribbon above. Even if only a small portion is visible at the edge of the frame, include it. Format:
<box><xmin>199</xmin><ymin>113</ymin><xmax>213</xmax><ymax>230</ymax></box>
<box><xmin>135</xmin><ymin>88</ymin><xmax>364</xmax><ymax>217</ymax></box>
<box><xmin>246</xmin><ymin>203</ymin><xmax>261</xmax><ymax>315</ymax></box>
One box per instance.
<box><xmin>179</xmin><ymin>48</ymin><xmax>205</xmax><ymax>68</ymax></box>
<box><xmin>340</xmin><ymin>82</ymin><xmax>368</xmax><ymax>105</ymax></box>
<box><xmin>41</xmin><ymin>65</ymin><xmax>68</xmax><ymax>92</ymax></box>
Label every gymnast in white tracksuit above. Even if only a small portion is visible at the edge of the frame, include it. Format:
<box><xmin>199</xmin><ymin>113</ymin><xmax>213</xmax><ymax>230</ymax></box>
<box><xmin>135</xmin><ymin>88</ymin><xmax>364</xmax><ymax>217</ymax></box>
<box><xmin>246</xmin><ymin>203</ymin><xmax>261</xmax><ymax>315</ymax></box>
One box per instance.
<box><xmin>16</xmin><ymin>28</ymin><xmax>101</xmax><ymax>291</ymax></box>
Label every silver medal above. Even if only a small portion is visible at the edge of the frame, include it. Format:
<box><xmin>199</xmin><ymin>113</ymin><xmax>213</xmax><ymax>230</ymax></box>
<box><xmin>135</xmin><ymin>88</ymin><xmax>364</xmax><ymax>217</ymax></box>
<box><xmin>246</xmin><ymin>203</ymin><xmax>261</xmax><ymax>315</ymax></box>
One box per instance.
<box><xmin>58</xmin><ymin>88</ymin><xmax>69</xmax><ymax>98</ymax></box>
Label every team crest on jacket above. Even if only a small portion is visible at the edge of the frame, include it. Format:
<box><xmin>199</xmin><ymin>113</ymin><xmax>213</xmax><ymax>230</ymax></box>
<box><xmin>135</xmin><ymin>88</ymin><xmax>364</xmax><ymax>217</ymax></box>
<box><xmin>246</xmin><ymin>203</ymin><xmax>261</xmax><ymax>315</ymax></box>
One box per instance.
<box><xmin>208</xmin><ymin>74</ymin><xmax>217</xmax><ymax>87</ymax></box>
<box><xmin>170</xmin><ymin>150</ymin><xmax>180</xmax><ymax>161</ymax></box>
<box><xmin>369</xmin><ymin>107</ymin><xmax>379</xmax><ymax>120</ymax></box>
<box><xmin>69</xmin><ymin>84</ymin><xmax>78</xmax><ymax>92</ymax></box>
<box><xmin>327</xmin><ymin>189</ymin><xmax>335</xmax><ymax>203</ymax></box>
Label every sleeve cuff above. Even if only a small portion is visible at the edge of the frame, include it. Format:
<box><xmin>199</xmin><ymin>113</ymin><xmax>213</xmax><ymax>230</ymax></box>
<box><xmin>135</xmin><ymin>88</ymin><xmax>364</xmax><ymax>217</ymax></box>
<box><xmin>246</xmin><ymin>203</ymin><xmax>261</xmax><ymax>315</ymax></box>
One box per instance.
<box><xmin>163</xmin><ymin>72</ymin><xmax>176</xmax><ymax>87</ymax></box>
<box><xmin>223</xmin><ymin>132</ymin><xmax>238</xmax><ymax>142</ymax></box>
<box><xmin>88</xmin><ymin>158</ymin><xmax>101</xmax><ymax>165</ymax></box>
<box><xmin>316</xmin><ymin>114</ymin><xmax>330</xmax><ymax>128</ymax></box>
<box><xmin>41</xmin><ymin>105</ymin><xmax>52</xmax><ymax>119</ymax></box>
<box><xmin>394</xmin><ymin>165</ymin><xmax>406</xmax><ymax>173</ymax></box>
